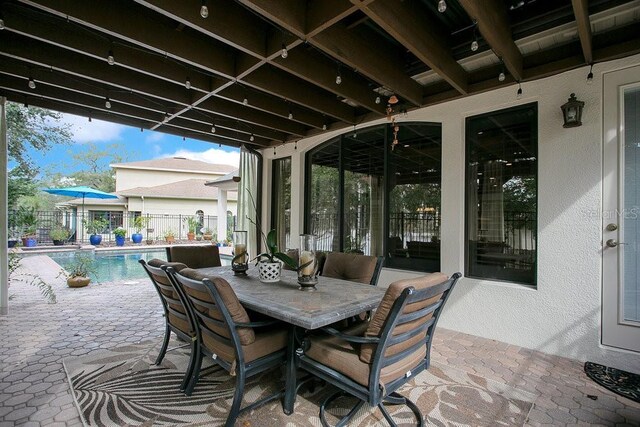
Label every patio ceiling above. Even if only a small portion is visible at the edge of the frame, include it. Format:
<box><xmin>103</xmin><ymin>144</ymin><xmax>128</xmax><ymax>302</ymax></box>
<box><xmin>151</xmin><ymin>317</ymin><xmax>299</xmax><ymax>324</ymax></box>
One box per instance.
<box><xmin>0</xmin><ymin>0</ymin><xmax>639</xmax><ymax>148</ymax></box>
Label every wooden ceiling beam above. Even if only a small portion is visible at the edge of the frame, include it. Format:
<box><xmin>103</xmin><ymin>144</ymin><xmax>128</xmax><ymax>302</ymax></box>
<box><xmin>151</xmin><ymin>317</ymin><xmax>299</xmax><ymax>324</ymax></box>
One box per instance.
<box><xmin>458</xmin><ymin>0</ymin><xmax>523</xmax><ymax>82</ymax></box>
<box><xmin>310</xmin><ymin>23</ymin><xmax>425</xmax><ymax>106</ymax></box>
<box><xmin>352</xmin><ymin>0</ymin><xmax>469</xmax><ymax>94</ymax></box>
<box><xmin>306</xmin><ymin>0</ymin><xmax>359</xmax><ymax>38</ymax></box>
<box><xmin>178</xmin><ymin>109</ymin><xmax>289</xmax><ymax>142</ymax></box>
<box><xmin>242</xmin><ymin>65</ymin><xmax>356</xmax><ymax>123</ymax></box>
<box><xmin>236</xmin><ymin>0</ymin><xmax>307</xmax><ymax>38</ymax></box>
<box><xmin>572</xmin><ymin>0</ymin><xmax>593</xmax><ymax>64</ymax></box>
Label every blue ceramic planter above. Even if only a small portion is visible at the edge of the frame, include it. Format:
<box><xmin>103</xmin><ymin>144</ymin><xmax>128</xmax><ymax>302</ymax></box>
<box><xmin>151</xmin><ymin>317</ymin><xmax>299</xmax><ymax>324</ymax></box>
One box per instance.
<box><xmin>131</xmin><ymin>233</ymin><xmax>143</xmax><ymax>244</ymax></box>
<box><xmin>89</xmin><ymin>234</ymin><xmax>102</xmax><ymax>245</ymax></box>
<box><xmin>115</xmin><ymin>235</ymin><xmax>125</xmax><ymax>246</ymax></box>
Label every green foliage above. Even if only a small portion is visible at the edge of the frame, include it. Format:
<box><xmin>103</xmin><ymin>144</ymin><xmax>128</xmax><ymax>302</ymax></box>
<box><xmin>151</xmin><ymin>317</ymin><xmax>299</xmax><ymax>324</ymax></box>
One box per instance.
<box><xmin>184</xmin><ymin>216</ymin><xmax>199</xmax><ymax>233</ymax></box>
<box><xmin>83</xmin><ymin>217</ymin><xmax>109</xmax><ymax>235</ymax></box>
<box><xmin>8</xmin><ymin>253</ymin><xmax>57</xmax><ymax>304</ymax></box>
<box><xmin>64</xmin><ymin>142</ymin><xmax>127</xmax><ymax>193</ymax></box>
<box><xmin>113</xmin><ymin>227</ymin><xmax>126</xmax><ymax>237</ymax></box>
<box><xmin>49</xmin><ymin>226</ymin><xmax>70</xmax><ymax>241</ymax></box>
<box><xmin>14</xmin><ymin>206</ymin><xmax>38</xmax><ymax>236</ymax></box>
<box><xmin>254</xmin><ymin>229</ymin><xmax>297</xmax><ymax>269</ymax></box>
<box><xmin>62</xmin><ymin>254</ymin><xmax>96</xmax><ymax>279</ymax></box>
<box><xmin>7</xmin><ymin>166</ymin><xmax>39</xmax><ymax>210</ymax></box>
<box><xmin>132</xmin><ymin>216</ymin><xmax>150</xmax><ymax>233</ymax></box>
<box><xmin>163</xmin><ymin>229</ymin><xmax>176</xmax><ymax>239</ymax></box>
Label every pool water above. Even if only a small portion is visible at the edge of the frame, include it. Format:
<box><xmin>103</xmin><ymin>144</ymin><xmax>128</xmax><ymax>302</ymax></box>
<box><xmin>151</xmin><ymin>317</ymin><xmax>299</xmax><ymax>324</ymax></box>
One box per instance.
<box><xmin>47</xmin><ymin>249</ymin><xmax>230</xmax><ymax>283</ymax></box>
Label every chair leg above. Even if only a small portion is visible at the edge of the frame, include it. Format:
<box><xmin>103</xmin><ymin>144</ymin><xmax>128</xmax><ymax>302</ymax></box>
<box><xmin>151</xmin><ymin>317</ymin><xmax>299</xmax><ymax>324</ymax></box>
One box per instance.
<box><xmin>184</xmin><ymin>349</ymin><xmax>203</xmax><ymax>396</ymax></box>
<box><xmin>380</xmin><ymin>392</ymin><xmax>424</xmax><ymax>427</ymax></box>
<box><xmin>155</xmin><ymin>324</ymin><xmax>171</xmax><ymax>365</ymax></box>
<box><xmin>378</xmin><ymin>403</ymin><xmax>398</xmax><ymax>427</ymax></box>
<box><xmin>225</xmin><ymin>370</ymin><xmax>246</xmax><ymax>427</ymax></box>
<box><xmin>319</xmin><ymin>391</ymin><xmax>365</xmax><ymax>427</ymax></box>
<box><xmin>180</xmin><ymin>338</ymin><xmax>196</xmax><ymax>392</ymax></box>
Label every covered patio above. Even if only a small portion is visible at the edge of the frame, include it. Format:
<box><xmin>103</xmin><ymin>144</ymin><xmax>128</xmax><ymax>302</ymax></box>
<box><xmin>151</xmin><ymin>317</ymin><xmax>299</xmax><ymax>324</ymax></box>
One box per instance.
<box><xmin>2</xmin><ymin>0</ymin><xmax>640</xmax><ymax>425</ymax></box>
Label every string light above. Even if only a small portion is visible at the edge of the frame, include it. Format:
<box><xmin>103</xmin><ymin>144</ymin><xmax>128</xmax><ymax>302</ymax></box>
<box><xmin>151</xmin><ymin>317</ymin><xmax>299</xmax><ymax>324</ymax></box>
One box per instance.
<box><xmin>281</xmin><ymin>43</ymin><xmax>288</xmax><ymax>59</ymax></box>
<box><xmin>322</xmin><ymin>123</ymin><xmax>327</xmax><ymax>131</ymax></box>
<box><xmin>437</xmin><ymin>0</ymin><xmax>447</xmax><ymax>13</ymax></box>
<box><xmin>105</xmin><ymin>97</ymin><xmax>111</xmax><ymax>109</ymax></box>
<box><xmin>185</xmin><ymin>78</ymin><xmax>191</xmax><ymax>89</ymax></box>
<box><xmin>375</xmin><ymin>96</ymin><xmax>381</xmax><ymax>104</ymax></box>
<box><xmin>28</xmin><ymin>78</ymin><xmax>36</xmax><ymax>90</ymax></box>
<box><xmin>200</xmin><ymin>0</ymin><xmax>209</xmax><ymax>18</ymax></box>
<box><xmin>249</xmin><ymin>134</ymin><xmax>255</xmax><ymax>142</ymax></box>
<box><xmin>183</xmin><ymin>136</ymin><xmax>186</xmax><ymax>141</ymax></box>
<box><xmin>288</xmin><ymin>110</ymin><xmax>293</xmax><ymax>120</ymax></box>
<box><xmin>242</xmin><ymin>95</ymin><xmax>248</xmax><ymax>105</ymax></box>
<box><xmin>470</xmin><ymin>23</ymin><xmax>479</xmax><ymax>52</ymax></box>
<box><xmin>353</xmin><ymin>124</ymin><xmax>357</xmax><ymax>138</ymax></box>
<box><xmin>88</xmin><ymin>115</ymin><xmax>92</xmax><ymax>122</ymax></box>
<box><xmin>0</xmin><ymin>15</ymin><xmax>4</xmax><ymax>30</ymax></box>
<box><xmin>273</xmin><ymin>146</ymin><xmax>276</xmax><ymax>156</ymax></box>
<box><xmin>335</xmin><ymin>68</ymin><xmax>342</xmax><ymax>85</ymax></box>
<box><xmin>516</xmin><ymin>82</ymin><xmax>522</xmax><ymax>100</ymax></box>
<box><xmin>211</xmin><ymin>124</ymin><xmax>216</xmax><ymax>133</ymax></box>
<box><xmin>107</xmin><ymin>50</ymin><xmax>115</xmax><ymax>65</ymax></box>
<box><xmin>586</xmin><ymin>64</ymin><xmax>594</xmax><ymax>85</ymax></box>
<box><xmin>294</xmin><ymin>141</ymin><xmax>298</xmax><ymax>150</ymax></box>
<box><xmin>498</xmin><ymin>59</ymin><xmax>506</xmax><ymax>82</ymax></box>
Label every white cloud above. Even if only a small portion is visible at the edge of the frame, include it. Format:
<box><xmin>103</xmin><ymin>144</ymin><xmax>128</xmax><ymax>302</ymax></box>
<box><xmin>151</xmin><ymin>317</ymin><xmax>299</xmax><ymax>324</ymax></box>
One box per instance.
<box><xmin>145</xmin><ymin>132</ymin><xmax>164</xmax><ymax>143</ymax></box>
<box><xmin>57</xmin><ymin>113</ymin><xmax>126</xmax><ymax>143</ymax></box>
<box><xmin>164</xmin><ymin>148</ymin><xmax>240</xmax><ymax>167</ymax></box>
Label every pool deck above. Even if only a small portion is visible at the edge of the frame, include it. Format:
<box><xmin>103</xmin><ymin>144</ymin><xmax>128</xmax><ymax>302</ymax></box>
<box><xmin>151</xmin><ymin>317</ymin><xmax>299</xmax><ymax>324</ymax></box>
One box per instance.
<box><xmin>13</xmin><ymin>242</ymin><xmax>234</xmax><ymax>257</ymax></box>
<box><xmin>1</xmin><ymin>257</ymin><xmax>639</xmax><ymax>426</ymax></box>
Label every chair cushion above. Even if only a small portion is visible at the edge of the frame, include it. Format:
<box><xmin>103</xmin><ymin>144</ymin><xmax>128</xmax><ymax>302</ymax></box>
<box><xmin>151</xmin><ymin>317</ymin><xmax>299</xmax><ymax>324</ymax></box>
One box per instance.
<box><xmin>306</xmin><ymin>323</ymin><xmax>426</xmax><ymax>388</ymax></box>
<box><xmin>179</xmin><ymin>268</ymin><xmax>255</xmax><ymax>345</ymax></box>
<box><xmin>322</xmin><ymin>252</ymin><xmax>378</xmax><ymax>285</ymax></box>
<box><xmin>168</xmin><ymin>245</ymin><xmax>222</xmax><ymax>269</ymax></box>
<box><xmin>360</xmin><ymin>272</ymin><xmax>448</xmax><ymax>363</ymax></box>
<box><xmin>202</xmin><ymin>326</ymin><xmax>287</xmax><ymax>366</ymax></box>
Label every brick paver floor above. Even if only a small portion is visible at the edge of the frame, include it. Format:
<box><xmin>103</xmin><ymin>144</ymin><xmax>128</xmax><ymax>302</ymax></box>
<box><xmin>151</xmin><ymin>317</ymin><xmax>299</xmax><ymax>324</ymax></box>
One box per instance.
<box><xmin>1</xmin><ymin>256</ymin><xmax>639</xmax><ymax>426</ymax></box>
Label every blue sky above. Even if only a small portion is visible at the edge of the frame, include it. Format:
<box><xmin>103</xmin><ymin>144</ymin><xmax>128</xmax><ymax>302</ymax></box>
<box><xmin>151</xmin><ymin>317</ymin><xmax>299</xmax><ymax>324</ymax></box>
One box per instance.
<box><xmin>25</xmin><ymin>112</ymin><xmax>240</xmax><ymax>174</ymax></box>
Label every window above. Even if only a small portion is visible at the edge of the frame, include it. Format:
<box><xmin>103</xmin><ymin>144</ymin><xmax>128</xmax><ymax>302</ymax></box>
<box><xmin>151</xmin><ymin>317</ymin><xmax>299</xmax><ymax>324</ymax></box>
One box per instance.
<box><xmin>89</xmin><ymin>210</ymin><xmax>123</xmax><ymax>231</ymax></box>
<box><xmin>271</xmin><ymin>157</ymin><xmax>292</xmax><ymax>249</ymax></box>
<box><xmin>305</xmin><ymin>123</ymin><xmax>442</xmax><ymax>272</ymax></box>
<box><xmin>196</xmin><ymin>210</ymin><xmax>204</xmax><ymax>230</ymax></box>
<box><xmin>465</xmin><ymin>103</ymin><xmax>538</xmax><ymax>286</ymax></box>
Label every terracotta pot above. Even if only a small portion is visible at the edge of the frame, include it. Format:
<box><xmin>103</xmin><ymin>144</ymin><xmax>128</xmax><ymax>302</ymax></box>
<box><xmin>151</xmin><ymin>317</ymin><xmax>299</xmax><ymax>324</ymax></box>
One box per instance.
<box><xmin>203</xmin><ymin>234</ymin><xmax>213</xmax><ymax>241</ymax></box>
<box><xmin>67</xmin><ymin>276</ymin><xmax>90</xmax><ymax>288</ymax></box>
<box><xmin>165</xmin><ymin>236</ymin><xmax>175</xmax><ymax>244</ymax></box>
<box><xmin>187</xmin><ymin>232</ymin><xmax>195</xmax><ymax>241</ymax></box>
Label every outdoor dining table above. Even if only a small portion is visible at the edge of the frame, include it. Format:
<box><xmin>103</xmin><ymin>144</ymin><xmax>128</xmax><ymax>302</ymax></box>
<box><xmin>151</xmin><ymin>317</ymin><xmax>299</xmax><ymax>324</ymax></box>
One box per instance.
<box><xmin>194</xmin><ymin>265</ymin><xmax>386</xmax><ymax>415</ymax></box>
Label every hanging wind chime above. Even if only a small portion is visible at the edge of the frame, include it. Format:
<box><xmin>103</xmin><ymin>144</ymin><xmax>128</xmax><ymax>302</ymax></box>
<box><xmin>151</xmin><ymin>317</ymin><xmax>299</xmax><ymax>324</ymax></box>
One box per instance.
<box><xmin>387</xmin><ymin>95</ymin><xmax>400</xmax><ymax>150</ymax></box>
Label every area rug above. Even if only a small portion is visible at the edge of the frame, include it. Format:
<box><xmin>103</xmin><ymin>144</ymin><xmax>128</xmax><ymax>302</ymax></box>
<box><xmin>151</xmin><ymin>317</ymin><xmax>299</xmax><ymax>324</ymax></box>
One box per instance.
<box><xmin>585</xmin><ymin>362</ymin><xmax>640</xmax><ymax>403</ymax></box>
<box><xmin>63</xmin><ymin>340</ymin><xmax>536</xmax><ymax>426</ymax></box>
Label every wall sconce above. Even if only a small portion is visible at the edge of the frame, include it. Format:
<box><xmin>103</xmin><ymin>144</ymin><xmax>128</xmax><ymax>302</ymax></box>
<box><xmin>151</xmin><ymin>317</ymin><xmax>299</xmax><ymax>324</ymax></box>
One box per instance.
<box><xmin>560</xmin><ymin>93</ymin><xmax>585</xmax><ymax>128</ymax></box>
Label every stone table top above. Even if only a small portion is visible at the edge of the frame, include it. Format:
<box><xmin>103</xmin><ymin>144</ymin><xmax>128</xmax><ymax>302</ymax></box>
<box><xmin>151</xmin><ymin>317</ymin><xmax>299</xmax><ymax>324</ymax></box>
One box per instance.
<box><xmin>195</xmin><ymin>266</ymin><xmax>386</xmax><ymax>329</ymax></box>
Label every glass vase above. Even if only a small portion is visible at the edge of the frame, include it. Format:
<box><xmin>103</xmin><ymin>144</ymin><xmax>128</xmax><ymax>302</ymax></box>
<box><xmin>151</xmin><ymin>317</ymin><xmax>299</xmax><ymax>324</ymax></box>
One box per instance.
<box><xmin>232</xmin><ymin>231</ymin><xmax>248</xmax><ymax>275</ymax></box>
<box><xmin>298</xmin><ymin>234</ymin><xmax>318</xmax><ymax>290</ymax></box>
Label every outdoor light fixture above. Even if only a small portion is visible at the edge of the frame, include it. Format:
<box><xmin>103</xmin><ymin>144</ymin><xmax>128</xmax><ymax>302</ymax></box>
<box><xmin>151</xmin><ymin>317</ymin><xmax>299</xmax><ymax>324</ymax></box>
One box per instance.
<box><xmin>185</xmin><ymin>78</ymin><xmax>191</xmax><ymax>89</ymax></box>
<box><xmin>200</xmin><ymin>0</ymin><xmax>209</xmax><ymax>18</ymax></box>
<box><xmin>322</xmin><ymin>123</ymin><xmax>327</xmax><ymax>131</ymax></box>
<box><xmin>586</xmin><ymin>64</ymin><xmax>594</xmax><ymax>85</ymax></box>
<box><xmin>438</xmin><ymin>0</ymin><xmax>447</xmax><ymax>13</ymax></box>
<box><xmin>107</xmin><ymin>50</ymin><xmax>115</xmax><ymax>65</ymax></box>
<box><xmin>335</xmin><ymin>71</ymin><xmax>342</xmax><ymax>85</ymax></box>
<box><xmin>560</xmin><ymin>93</ymin><xmax>585</xmax><ymax>128</ymax></box>
<box><xmin>105</xmin><ymin>97</ymin><xmax>111</xmax><ymax>109</ymax></box>
<box><xmin>242</xmin><ymin>96</ymin><xmax>248</xmax><ymax>105</ymax></box>
<box><xmin>375</xmin><ymin>95</ymin><xmax>381</xmax><ymax>104</ymax></box>
<box><xmin>470</xmin><ymin>22</ymin><xmax>479</xmax><ymax>52</ymax></box>
<box><xmin>249</xmin><ymin>134</ymin><xmax>255</xmax><ymax>142</ymax></box>
<box><xmin>281</xmin><ymin>44</ymin><xmax>288</xmax><ymax>59</ymax></box>
<box><xmin>288</xmin><ymin>110</ymin><xmax>293</xmax><ymax>120</ymax></box>
<box><xmin>498</xmin><ymin>70</ymin><xmax>506</xmax><ymax>82</ymax></box>
<box><xmin>28</xmin><ymin>78</ymin><xmax>36</xmax><ymax>89</ymax></box>
<box><xmin>516</xmin><ymin>82</ymin><xmax>523</xmax><ymax>100</ymax></box>
<box><xmin>211</xmin><ymin>124</ymin><xmax>216</xmax><ymax>133</ymax></box>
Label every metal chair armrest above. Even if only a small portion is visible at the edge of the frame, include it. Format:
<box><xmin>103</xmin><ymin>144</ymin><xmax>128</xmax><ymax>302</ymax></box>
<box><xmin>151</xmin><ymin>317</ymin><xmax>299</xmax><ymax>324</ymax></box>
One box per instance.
<box><xmin>235</xmin><ymin>319</ymin><xmax>281</xmax><ymax>328</ymax></box>
<box><xmin>319</xmin><ymin>327</ymin><xmax>379</xmax><ymax>344</ymax></box>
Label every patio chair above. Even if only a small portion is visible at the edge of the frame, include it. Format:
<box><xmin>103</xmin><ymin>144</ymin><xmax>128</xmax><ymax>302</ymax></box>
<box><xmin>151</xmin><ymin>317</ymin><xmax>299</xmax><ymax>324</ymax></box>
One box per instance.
<box><xmin>165</xmin><ymin>244</ymin><xmax>222</xmax><ymax>269</ymax></box>
<box><xmin>296</xmin><ymin>272</ymin><xmax>461</xmax><ymax>427</ymax></box>
<box><xmin>139</xmin><ymin>259</ymin><xmax>195</xmax><ymax>392</ymax></box>
<box><xmin>164</xmin><ymin>266</ymin><xmax>288</xmax><ymax>427</ymax></box>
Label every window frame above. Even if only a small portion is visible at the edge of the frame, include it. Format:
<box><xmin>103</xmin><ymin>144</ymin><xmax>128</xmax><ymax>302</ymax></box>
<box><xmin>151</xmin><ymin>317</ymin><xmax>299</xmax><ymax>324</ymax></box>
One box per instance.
<box><xmin>463</xmin><ymin>102</ymin><xmax>539</xmax><ymax>287</ymax></box>
<box><xmin>271</xmin><ymin>156</ymin><xmax>292</xmax><ymax>250</ymax></box>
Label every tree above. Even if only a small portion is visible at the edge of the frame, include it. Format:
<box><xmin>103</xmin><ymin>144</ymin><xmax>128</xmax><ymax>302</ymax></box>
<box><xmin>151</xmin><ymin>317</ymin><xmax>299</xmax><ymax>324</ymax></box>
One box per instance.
<box><xmin>65</xmin><ymin>142</ymin><xmax>127</xmax><ymax>193</ymax></box>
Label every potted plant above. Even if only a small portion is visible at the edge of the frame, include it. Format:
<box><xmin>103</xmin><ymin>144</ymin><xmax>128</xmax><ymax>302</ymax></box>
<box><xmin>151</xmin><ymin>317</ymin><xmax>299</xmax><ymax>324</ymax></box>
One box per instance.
<box><xmin>84</xmin><ymin>217</ymin><xmax>109</xmax><ymax>245</ymax></box>
<box><xmin>113</xmin><ymin>227</ymin><xmax>126</xmax><ymax>246</ymax></box>
<box><xmin>49</xmin><ymin>226</ymin><xmax>70</xmax><ymax>246</ymax></box>
<box><xmin>146</xmin><ymin>236</ymin><xmax>154</xmax><ymax>245</ymax></box>
<box><xmin>164</xmin><ymin>229</ymin><xmax>176</xmax><ymax>244</ymax></box>
<box><xmin>253</xmin><ymin>229</ymin><xmax>297</xmax><ymax>283</ymax></box>
<box><xmin>184</xmin><ymin>216</ymin><xmax>199</xmax><ymax>241</ymax></box>
<box><xmin>16</xmin><ymin>207</ymin><xmax>38</xmax><ymax>248</ymax></box>
<box><xmin>196</xmin><ymin>233</ymin><xmax>203</xmax><ymax>241</ymax></box>
<box><xmin>62</xmin><ymin>254</ymin><xmax>96</xmax><ymax>288</ymax></box>
<box><xmin>202</xmin><ymin>228</ymin><xmax>213</xmax><ymax>241</ymax></box>
<box><xmin>8</xmin><ymin>228</ymin><xmax>20</xmax><ymax>248</ymax></box>
<box><xmin>131</xmin><ymin>216</ymin><xmax>149</xmax><ymax>244</ymax></box>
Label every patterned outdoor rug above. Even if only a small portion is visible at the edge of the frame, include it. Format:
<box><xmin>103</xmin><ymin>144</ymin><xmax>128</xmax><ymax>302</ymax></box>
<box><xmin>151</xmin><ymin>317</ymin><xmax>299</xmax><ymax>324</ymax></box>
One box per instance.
<box><xmin>63</xmin><ymin>340</ymin><xmax>536</xmax><ymax>426</ymax></box>
<box><xmin>585</xmin><ymin>362</ymin><xmax>640</xmax><ymax>403</ymax></box>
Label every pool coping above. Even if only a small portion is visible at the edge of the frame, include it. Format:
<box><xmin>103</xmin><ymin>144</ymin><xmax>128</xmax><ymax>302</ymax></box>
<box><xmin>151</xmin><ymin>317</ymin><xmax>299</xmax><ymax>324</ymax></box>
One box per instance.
<box><xmin>13</xmin><ymin>242</ymin><xmax>234</xmax><ymax>256</ymax></box>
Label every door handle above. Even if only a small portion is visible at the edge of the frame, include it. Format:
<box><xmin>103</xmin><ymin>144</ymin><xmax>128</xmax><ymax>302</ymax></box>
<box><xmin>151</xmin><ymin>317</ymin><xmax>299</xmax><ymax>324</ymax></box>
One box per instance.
<box><xmin>606</xmin><ymin>239</ymin><xmax>628</xmax><ymax>248</ymax></box>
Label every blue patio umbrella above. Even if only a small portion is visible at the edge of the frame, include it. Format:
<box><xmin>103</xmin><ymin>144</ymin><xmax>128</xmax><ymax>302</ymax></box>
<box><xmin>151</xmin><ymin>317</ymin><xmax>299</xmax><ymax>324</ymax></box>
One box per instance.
<box><xmin>43</xmin><ymin>186</ymin><xmax>119</xmax><ymax>241</ymax></box>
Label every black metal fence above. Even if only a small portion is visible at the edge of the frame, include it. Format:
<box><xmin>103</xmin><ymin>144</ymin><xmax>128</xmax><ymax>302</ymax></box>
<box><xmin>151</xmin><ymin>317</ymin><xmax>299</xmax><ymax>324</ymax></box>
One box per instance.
<box><xmin>8</xmin><ymin>210</ymin><xmax>236</xmax><ymax>245</ymax></box>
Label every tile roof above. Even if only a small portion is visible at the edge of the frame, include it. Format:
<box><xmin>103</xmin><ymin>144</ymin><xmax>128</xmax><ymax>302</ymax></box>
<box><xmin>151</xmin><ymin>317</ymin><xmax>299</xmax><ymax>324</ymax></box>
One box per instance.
<box><xmin>110</xmin><ymin>157</ymin><xmax>237</xmax><ymax>174</ymax></box>
<box><xmin>117</xmin><ymin>179</ymin><xmax>237</xmax><ymax>200</ymax></box>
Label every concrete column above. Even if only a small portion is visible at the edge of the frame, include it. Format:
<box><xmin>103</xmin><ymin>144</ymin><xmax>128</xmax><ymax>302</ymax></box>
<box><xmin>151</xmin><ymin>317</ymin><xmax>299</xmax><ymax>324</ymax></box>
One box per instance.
<box><xmin>1</xmin><ymin>97</ymin><xmax>8</xmax><ymax>315</ymax></box>
<box><xmin>217</xmin><ymin>189</ymin><xmax>227</xmax><ymax>242</ymax></box>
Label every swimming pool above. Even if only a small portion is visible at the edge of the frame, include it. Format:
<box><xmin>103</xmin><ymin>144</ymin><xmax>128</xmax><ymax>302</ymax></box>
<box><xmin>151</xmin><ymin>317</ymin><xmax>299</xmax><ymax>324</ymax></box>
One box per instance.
<box><xmin>46</xmin><ymin>249</ymin><xmax>230</xmax><ymax>283</ymax></box>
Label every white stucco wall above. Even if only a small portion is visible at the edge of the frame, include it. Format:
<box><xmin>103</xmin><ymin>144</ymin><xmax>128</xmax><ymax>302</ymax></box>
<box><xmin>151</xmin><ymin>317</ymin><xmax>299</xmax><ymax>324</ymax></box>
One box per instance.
<box><xmin>114</xmin><ymin>168</ymin><xmax>225</xmax><ymax>191</ymax></box>
<box><xmin>261</xmin><ymin>54</ymin><xmax>640</xmax><ymax>373</ymax></box>
<box><xmin>127</xmin><ymin>197</ymin><xmax>237</xmax><ymax>217</ymax></box>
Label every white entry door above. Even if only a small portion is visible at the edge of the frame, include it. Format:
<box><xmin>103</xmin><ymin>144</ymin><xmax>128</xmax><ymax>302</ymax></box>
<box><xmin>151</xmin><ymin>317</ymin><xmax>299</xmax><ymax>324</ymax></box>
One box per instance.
<box><xmin>602</xmin><ymin>64</ymin><xmax>640</xmax><ymax>352</ymax></box>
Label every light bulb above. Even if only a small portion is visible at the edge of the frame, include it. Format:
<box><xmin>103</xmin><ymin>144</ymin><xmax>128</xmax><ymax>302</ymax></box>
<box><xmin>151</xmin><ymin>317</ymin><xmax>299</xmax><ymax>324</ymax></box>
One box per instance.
<box><xmin>0</xmin><ymin>18</ymin><xmax>4</xmax><ymax>30</ymax></box>
<box><xmin>322</xmin><ymin>124</ymin><xmax>327</xmax><ymax>131</ymax></box>
<box><xmin>107</xmin><ymin>50</ymin><xmax>115</xmax><ymax>65</ymax></box>
<box><xmin>516</xmin><ymin>86</ymin><xmax>522</xmax><ymax>100</ymax></box>
<box><xmin>335</xmin><ymin>74</ymin><xmax>342</xmax><ymax>85</ymax></box>
<box><xmin>185</xmin><ymin>78</ymin><xmax>191</xmax><ymax>89</ymax></box>
<box><xmin>437</xmin><ymin>0</ymin><xmax>447</xmax><ymax>13</ymax></box>
<box><xmin>105</xmin><ymin>97</ymin><xmax>111</xmax><ymax>109</ymax></box>
<box><xmin>498</xmin><ymin>71</ymin><xmax>506</xmax><ymax>82</ymax></box>
<box><xmin>249</xmin><ymin>134</ymin><xmax>255</xmax><ymax>142</ymax></box>
<box><xmin>281</xmin><ymin>44</ymin><xmax>288</xmax><ymax>59</ymax></box>
<box><xmin>375</xmin><ymin>96</ymin><xmax>381</xmax><ymax>104</ymax></box>
<box><xmin>200</xmin><ymin>4</ymin><xmax>209</xmax><ymax>18</ymax></box>
<box><xmin>471</xmin><ymin>39</ymin><xmax>479</xmax><ymax>52</ymax></box>
<box><xmin>211</xmin><ymin>125</ymin><xmax>216</xmax><ymax>133</ymax></box>
<box><xmin>28</xmin><ymin>78</ymin><xmax>36</xmax><ymax>89</ymax></box>
<box><xmin>288</xmin><ymin>111</ymin><xmax>293</xmax><ymax>120</ymax></box>
<box><xmin>587</xmin><ymin>65</ymin><xmax>594</xmax><ymax>85</ymax></box>
<box><xmin>242</xmin><ymin>97</ymin><xmax>248</xmax><ymax>105</ymax></box>
<box><xmin>89</xmin><ymin>116</ymin><xmax>92</xmax><ymax>122</ymax></box>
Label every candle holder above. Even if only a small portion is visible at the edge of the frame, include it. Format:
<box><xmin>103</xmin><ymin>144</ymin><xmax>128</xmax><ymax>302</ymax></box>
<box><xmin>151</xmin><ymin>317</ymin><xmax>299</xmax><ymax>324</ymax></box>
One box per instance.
<box><xmin>231</xmin><ymin>231</ymin><xmax>248</xmax><ymax>275</ymax></box>
<box><xmin>297</xmin><ymin>234</ymin><xmax>318</xmax><ymax>291</ymax></box>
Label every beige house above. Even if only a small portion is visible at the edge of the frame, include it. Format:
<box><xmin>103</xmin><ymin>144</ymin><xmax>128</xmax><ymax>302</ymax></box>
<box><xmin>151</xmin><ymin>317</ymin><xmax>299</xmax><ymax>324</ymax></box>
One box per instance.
<box><xmin>64</xmin><ymin>157</ymin><xmax>238</xmax><ymax>240</ymax></box>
